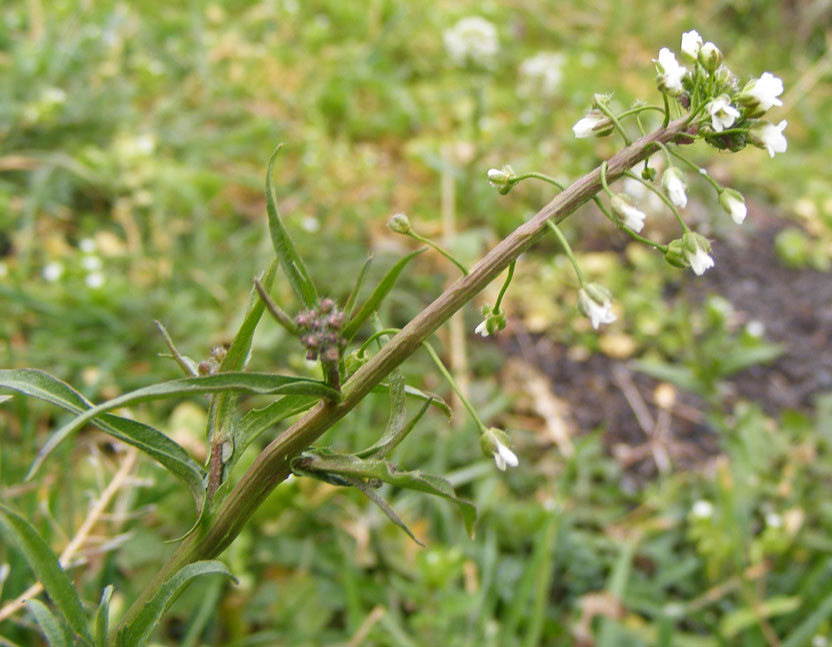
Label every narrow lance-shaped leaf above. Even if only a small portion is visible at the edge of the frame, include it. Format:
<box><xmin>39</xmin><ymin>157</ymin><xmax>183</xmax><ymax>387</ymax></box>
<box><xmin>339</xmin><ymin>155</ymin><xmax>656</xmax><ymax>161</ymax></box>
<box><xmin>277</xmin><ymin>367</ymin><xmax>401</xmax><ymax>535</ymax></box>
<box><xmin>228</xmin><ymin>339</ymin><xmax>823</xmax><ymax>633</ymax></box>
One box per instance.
<box><xmin>119</xmin><ymin>561</ymin><xmax>235</xmax><ymax>647</ymax></box>
<box><xmin>266</xmin><ymin>145</ymin><xmax>318</xmax><ymax>308</ymax></box>
<box><xmin>94</xmin><ymin>585</ymin><xmax>114</xmax><ymax>647</ymax></box>
<box><xmin>344</xmin><ymin>255</ymin><xmax>373</xmax><ymax>317</ymax></box>
<box><xmin>343</xmin><ymin>248</ymin><xmax>426</xmax><ymax>340</ymax></box>
<box><xmin>26</xmin><ymin>599</ymin><xmax>73</xmax><ymax>647</ymax></box>
<box><xmin>207</xmin><ymin>260</ymin><xmax>278</xmax><ymax>471</ymax></box>
<box><xmin>344</xmin><ymin>475</ymin><xmax>425</xmax><ymax>547</ymax></box>
<box><xmin>294</xmin><ymin>452</ymin><xmax>476</xmax><ymax>538</ymax></box>
<box><xmin>0</xmin><ymin>504</ymin><xmax>93</xmax><ymax>643</ymax></box>
<box><xmin>18</xmin><ymin>371</ymin><xmax>339</xmax><ymax>480</ymax></box>
<box><xmin>233</xmin><ymin>395</ymin><xmax>317</xmax><ymax>465</ymax></box>
<box><xmin>0</xmin><ymin>369</ymin><xmax>206</xmax><ymax>505</ymax></box>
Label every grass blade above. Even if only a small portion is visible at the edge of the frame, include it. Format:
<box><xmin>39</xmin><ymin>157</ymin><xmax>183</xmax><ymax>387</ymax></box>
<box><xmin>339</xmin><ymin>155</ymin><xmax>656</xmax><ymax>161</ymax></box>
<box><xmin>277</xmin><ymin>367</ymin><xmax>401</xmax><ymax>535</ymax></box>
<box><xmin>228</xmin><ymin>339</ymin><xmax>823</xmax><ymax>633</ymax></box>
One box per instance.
<box><xmin>0</xmin><ymin>505</ymin><xmax>92</xmax><ymax>643</ymax></box>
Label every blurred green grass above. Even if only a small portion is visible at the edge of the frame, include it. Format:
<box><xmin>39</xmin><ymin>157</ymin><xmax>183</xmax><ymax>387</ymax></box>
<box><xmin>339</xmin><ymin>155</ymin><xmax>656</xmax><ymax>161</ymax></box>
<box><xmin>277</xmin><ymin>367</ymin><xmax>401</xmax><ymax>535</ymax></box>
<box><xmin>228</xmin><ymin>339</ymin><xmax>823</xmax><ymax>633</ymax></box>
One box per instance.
<box><xmin>2</xmin><ymin>1</ymin><xmax>832</xmax><ymax>645</ymax></box>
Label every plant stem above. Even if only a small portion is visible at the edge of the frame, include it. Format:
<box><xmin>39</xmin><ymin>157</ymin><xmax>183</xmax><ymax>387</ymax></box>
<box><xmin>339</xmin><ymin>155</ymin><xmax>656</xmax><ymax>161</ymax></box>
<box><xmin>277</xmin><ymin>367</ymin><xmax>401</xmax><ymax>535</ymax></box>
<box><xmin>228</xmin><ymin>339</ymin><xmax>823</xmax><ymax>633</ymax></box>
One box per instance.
<box><xmin>493</xmin><ymin>261</ymin><xmax>515</xmax><ymax>312</ymax></box>
<box><xmin>545</xmin><ymin>220</ymin><xmax>584</xmax><ymax>286</ymax></box>
<box><xmin>111</xmin><ymin>116</ymin><xmax>690</xmax><ymax>644</ymax></box>
<box><xmin>407</xmin><ymin>231</ymin><xmax>469</xmax><ymax>275</ymax></box>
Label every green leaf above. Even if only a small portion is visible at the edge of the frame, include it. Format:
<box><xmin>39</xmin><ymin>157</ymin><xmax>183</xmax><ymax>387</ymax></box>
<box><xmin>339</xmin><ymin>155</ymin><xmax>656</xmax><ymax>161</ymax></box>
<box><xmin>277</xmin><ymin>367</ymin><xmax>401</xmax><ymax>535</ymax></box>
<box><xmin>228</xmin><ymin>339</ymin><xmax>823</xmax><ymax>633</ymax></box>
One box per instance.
<box><xmin>10</xmin><ymin>370</ymin><xmax>339</xmax><ymax>479</ymax></box>
<box><xmin>234</xmin><ymin>395</ymin><xmax>317</xmax><ymax>462</ymax></box>
<box><xmin>295</xmin><ymin>452</ymin><xmax>476</xmax><ymax>538</ymax></box>
<box><xmin>721</xmin><ymin>343</ymin><xmax>784</xmax><ymax>375</ymax></box>
<box><xmin>266</xmin><ymin>145</ymin><xmax>318</xmax><ymax>308</ymax></box>
<box><xmin>0</xmin><ymin>369</ymin><xmax>206</xmax><ymax>505</ymax></box>
<box><xmin>0</xmin><ymin>504</ymin><xmax>92</xmax><ymax>643</ymax></box>
<box><xmin>344</xmin><ymin>475</ymin><xmax>424</xmax><ymax>547</ymax></box>
<box><xmin>344</xmin><ymin>256</ymin><xmax>373</xmax><ymax>317</ymax></box>
<box><xmin>94</xmin><ymin>585</ymin><xmax>114</xmax><ymax>647</ymax></box>
<box><xmin>120</xmin><ymin>561</ymin><xmax>235</xmax><ymax>647</ymax></box>
<box><xmin>719</xmin><ymin>596</ymin><xmax>801</xmax><ymax>638</ymax></box>
<box><xmin>207</xmin><ymin>260</ymin><xmax>278</xmax><ymax>469</ymax></box>
<box><xmin>357</xmin><ymin>393</ymin><xmax>432</xmax><ymax>459</ymax></box>
<box><xmin>343</xmin><ymin>248</ymin><xmax>426</xmax><ymax>340</ymax></box>
<box><xmin>26</xmin><ymin>599</ymin><xmax>73</xmax><ymax>647</ymax></box>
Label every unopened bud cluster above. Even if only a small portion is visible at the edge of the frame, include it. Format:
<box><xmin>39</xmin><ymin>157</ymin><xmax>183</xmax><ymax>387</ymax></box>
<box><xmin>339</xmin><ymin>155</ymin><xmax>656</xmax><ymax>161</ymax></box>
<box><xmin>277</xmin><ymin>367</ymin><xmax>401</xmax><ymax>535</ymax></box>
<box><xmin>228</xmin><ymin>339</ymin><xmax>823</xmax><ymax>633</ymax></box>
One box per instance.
<box><xmin>295</xmin><ymin>298</ymin><xmax>346</xmax><ymax>362</ymax></box>
<box><xmin>198</xmin><ymin>345</ymin><xmax>227</xmax><ymax>375</ymax></box>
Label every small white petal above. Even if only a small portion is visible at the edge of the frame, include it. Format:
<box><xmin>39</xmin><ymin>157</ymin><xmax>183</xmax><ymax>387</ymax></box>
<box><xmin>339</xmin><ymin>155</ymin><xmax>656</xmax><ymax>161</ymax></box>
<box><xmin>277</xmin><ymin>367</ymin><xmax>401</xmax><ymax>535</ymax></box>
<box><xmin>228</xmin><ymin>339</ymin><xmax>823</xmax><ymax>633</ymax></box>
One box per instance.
<box><xmin>42</xmin><ymin>262</ymin><xmax>64</xmax><ymax>282</ymax></box>
<box><xmin>475</xmin><ymin>321</ymin><xmax>489</xmax><ymax>337</ymax></box>
<box><xmin>726</xmin><ymin>194</ymin><xmax>747</xmax><ymax>224</ymax></box>
<box><xmin>496</xmin><ymin>441</ymin><xmax>519</xmax><ymax>468</ymax></box>
<box><xmin>688</xmin><ymin>248</ymin><xmax>715</xmax><ymax>275</ymax></box>
<box><xmin>85</xmin><ymin>272</ymin><xmax>105</xmax><ymax>288</ymax></box>
<box><xmin>681</xmin><ymin>30</ymin><xmax>703</xmax><ymax>60</ymax></box>
<box><xmin>81</xmin><ymin>255</ymin><xmax>102</xmax><ymax>271</ymax></box>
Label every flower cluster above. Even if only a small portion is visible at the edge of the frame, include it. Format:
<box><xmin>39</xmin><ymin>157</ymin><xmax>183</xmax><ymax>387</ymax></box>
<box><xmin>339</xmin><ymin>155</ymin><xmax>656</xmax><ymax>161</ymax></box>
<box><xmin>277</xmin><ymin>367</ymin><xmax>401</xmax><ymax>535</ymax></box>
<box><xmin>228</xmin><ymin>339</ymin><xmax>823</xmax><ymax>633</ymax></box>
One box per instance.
<box><xmin>518</xmin><ymin>52</ymin><xmax>565</xmax><ymax>98</ymax></box>
<box><xmin>295</xmin><ymin>298</ymin><xmax>347</xmax><ymax>362</ymax></box>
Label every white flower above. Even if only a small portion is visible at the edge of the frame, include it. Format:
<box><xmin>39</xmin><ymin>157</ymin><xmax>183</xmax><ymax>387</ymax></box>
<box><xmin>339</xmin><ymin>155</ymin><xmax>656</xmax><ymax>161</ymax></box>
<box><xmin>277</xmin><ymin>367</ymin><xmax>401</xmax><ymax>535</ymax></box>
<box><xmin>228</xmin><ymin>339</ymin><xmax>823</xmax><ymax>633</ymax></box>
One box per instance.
<box><xmin>719</xmin><ymin>188</ymin><xmax>747</xmax><ymax>224</ymax></box>
<box><xmin>518</xmin><ymin>51</ymin><xmax>565</xmax><ymax>97</ymax></box>
<box><xmin>655</xmin><ymin>48</ymin><xmax>687</xmax><ymax>95</ymax></box>
<box><xmin>578</xmin><ymin>284</ymin><xmax>617</xmax><ymax>330</ymax></box>
<box><xmin>749</xmin><ymin>120</ymin><xmax>788</xmax><ymax>158</ymax></box>
<box><xmin>42</xmin><ymin>262</ymin><xmax>64</xmax><ymax>282</ymax></box>
<box><xmin>691</xmin><ymin>500</ymin><xmax>714</xmax><ymax>519</ymax></box>
<box><xmin>688</xmin><ymin>248</ymin><xmax>714</xmax><ymax>275</ymax></box>
<box><xmin>706</xmin><ymin>95</ymin><xmax>740</xmax><ymax>132</ymax></box>
<box><xmin>746</xmin><ymin>320</ymin><xmax>765</xmax><ymax>337</ymax></box>
<box><xmin>572</xmin><ymin>110</ymin><xmax>612</xmax><ymax>138</ymax></box>
<box><xmin>681</xmin><ymin>30</ymin><xmax>703</xmax><ymax>60</ymax></box>
<box><xmin>474</xmin><ymin>320</ymin><xmax>489</xmax><ymax>337</ymax></box>
<box><xmin>682</xmin><ymin>232</ymin><xmax>715</xmax><ymax>275</ymax></box>
<box><xmin>661</xmin><ymin>167</ymin><xmax>688</xmax><ymax>208</ymax></box>
<box><xmin>85</xmin><ymin>272</ymin><xmax>105</xmax><ymax>289</ymax></box>
<box><xmin>443</xmin><ymin>17</ymin><xmax>499</xmax><ymax>68</ymax></box>
<box><xmin>765</xmin><ymin>512</ymin><xmax>783</xmax><ymax>528</ymax></box>
<box><xmin>487</xmin><ymin>165</ymin><xmax>516</xmax><ymax>193</ymax></box>
<box><xmin>610</xmin><ymin>194</ymin><xmax>646</xmax><ymax>232</ymax></box>
<box><xmin>742</xmin><ymin>72</ymin><xmax>784</xmax><ymax>112</ymax></box>
<box><xmin>81</xmin><ymin>255</ymin><xmax>102</xmax><ymax>272</ymax></box>
<box><xmin>493</xmin><ymin>439</ymin><xmax>519</xmax><ymax>471</ymax></box>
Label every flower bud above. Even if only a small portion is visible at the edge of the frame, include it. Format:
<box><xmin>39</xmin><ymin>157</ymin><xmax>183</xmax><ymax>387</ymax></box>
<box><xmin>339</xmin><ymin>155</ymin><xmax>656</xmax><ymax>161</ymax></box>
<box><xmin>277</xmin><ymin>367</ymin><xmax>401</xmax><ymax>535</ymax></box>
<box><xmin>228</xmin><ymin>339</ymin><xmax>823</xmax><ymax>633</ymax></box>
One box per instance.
<box><xmin>486</xmin><ymin>165</ymin><xmax>517</xmax><ymax>195</ymax></box>
<box><xmin>474</xmin><ymin>304</ymin><xmax>507</xmax><ymax>337</ymax></box>
<box><xmin>578</xmin><ymin>283</ymin><xmax>616</xmax><ymax>330</ymax></box>
<box><xmin>479</xmin><ymin>427</ymin><xmax>519</xmax><ymax>471</ymax></box>
<box><xmin>719</xmin><ymin>188</ymin><xmax>747</xmax><ymax>224</ymax></box>
<box><xmin>698</xmin><ymin>41</ymin><xmax>722</xmax><ymax>72</ymax></box>
<box><xmin>572</xmin><ymin>110</ymin><xmax>613</xmax><ymax>139</ymax></box>
<box><xmin>680</xmin><ymin>30</ymin><xmax>703</xmax><ymax>61</ymax></box>
<box><xmin>387</xmin><ymin>212</ymin><xmax>412</xmax><ymax>234</ymax></box>
<box><xmin>663</xmin><ymin>239</ymin><xmax>688</xmax><ymax>268</ymax></box>
<box><xmin>661</xmin><ymin>167</ymin><xmax>688</xmax><ymax>208</ymax></box>
<box><xmin>344</xmin><ymin>350</ymin><xmax>368</xmax><ymax>376</ymax></box>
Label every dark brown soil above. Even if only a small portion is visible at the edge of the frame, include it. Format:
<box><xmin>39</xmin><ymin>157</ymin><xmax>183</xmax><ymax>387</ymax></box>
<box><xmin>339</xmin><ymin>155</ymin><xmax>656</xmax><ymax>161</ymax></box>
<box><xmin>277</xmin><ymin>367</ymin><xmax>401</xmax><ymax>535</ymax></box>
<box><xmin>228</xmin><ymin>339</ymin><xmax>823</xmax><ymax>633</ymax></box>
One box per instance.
<box><xmin>499</xmin><ymin>206</ymin><xmax>832</xmax><ymax>479</ymax></box>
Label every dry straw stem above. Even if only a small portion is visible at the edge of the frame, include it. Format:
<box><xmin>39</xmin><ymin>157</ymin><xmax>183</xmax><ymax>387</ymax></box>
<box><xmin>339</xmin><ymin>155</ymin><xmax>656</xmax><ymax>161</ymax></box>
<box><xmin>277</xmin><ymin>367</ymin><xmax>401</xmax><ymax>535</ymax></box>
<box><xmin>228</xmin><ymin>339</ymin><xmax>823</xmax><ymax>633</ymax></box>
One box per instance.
<box><xmin>114</xmin><ymin>117</ymin><xmax>690</xmax><ymax>638</ymax></box>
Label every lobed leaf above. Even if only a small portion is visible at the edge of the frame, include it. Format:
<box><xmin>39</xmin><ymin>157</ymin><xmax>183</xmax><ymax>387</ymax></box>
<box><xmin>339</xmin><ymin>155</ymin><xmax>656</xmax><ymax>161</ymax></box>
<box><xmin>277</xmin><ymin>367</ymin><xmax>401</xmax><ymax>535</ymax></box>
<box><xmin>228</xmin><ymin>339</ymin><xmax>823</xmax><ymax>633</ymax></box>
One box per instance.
<box><xmin>343</xmin><ymin>248</ymin><xmax>426</xmax><ymax>340</ymax></box>
<box><xmin>12</xmin><ymin>370</ymin><xmax>339</xmax><ymax>480</ymax></box>
<box><xmin>0</xmin><ymin>504</ymin><xmax>92</xmax><ymax>643</ymax></box>
<box><xmin>265</xmin><ymin>145</ymin><xmax>318</xmax><ymax>308</ymax></box>
<box><xmin>0</xmin><ymin>369</ymin><xmax>206</xmax><ymax>505</ymax></box>
<box><xmin>119</xmin><ymin>561</ymin><xmax>235</xmax><ymax>647</ymax></box>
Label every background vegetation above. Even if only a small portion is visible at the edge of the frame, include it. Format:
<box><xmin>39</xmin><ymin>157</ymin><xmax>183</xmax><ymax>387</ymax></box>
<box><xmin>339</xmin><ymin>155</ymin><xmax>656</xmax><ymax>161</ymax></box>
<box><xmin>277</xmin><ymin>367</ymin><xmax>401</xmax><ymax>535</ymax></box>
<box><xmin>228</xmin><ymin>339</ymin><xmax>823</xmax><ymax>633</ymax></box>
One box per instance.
<box><xmin>2</xmin><ymin>1</ymin><xmax>832</xmax><ymax>645</ymax></box>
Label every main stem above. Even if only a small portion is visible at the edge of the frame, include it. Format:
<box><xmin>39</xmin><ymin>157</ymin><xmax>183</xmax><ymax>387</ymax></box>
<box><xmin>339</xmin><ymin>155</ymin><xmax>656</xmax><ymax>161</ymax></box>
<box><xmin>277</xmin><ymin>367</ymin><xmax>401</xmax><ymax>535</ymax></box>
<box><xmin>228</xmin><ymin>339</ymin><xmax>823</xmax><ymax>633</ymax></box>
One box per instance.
<box><xmin>113</xmin><ymin>118</ymin><xmax>689</xmax><ymax>640</ymax></box>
